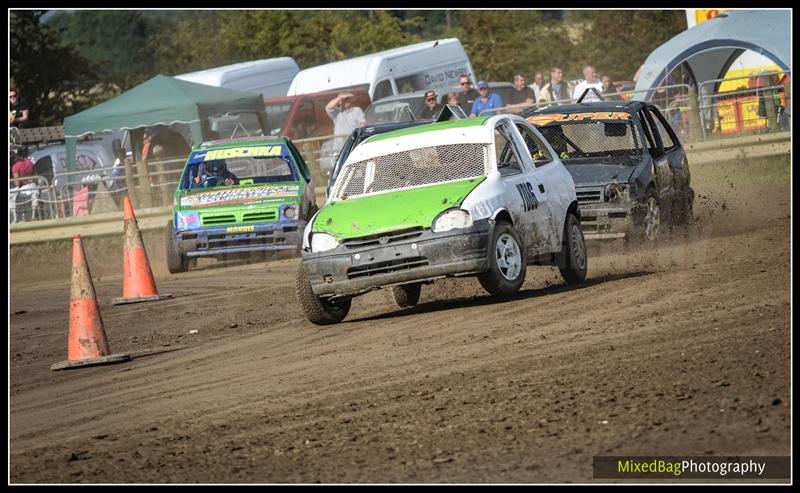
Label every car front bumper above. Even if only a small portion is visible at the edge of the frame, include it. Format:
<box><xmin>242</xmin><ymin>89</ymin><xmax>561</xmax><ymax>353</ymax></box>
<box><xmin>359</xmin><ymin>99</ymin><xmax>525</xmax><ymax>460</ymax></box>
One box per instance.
<box><xmin>303</xmin><ymin>220</ymin><xmax>492</xmax><ymax>298</ymax></box>
<box><xmin>174</xmin><ymin>220</ymin><xmax>306</xmax><ymax>258</ymax></box>
<box><xmin>577</xmin><ymin>201</ymin><xmax>646</xmax><ymax>240</ymax></box>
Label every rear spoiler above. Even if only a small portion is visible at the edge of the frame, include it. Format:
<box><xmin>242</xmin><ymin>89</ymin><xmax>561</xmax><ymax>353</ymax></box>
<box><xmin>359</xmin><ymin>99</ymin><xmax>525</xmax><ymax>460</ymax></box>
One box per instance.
<box><xmin>577</xmin><ymin>87</ymin><xmax>605</xmax><ymax>103</ymax></box>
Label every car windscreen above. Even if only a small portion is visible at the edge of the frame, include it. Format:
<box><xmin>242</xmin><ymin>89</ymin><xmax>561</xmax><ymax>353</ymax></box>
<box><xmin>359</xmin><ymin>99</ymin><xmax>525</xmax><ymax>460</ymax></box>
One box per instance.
<box><xmin>180</xmin><ymin>145</ymin><xmax>297</xmax><ymax>190</ymax></box>
<box><xmin>330</xmin><ymin>143</ymin><xmax>488</xmax><ymax>199</ymax></box>
<box><xmin>536</xmin><ymin>120</ymin><xmax>641</xmax><ymax>162</ymax></box>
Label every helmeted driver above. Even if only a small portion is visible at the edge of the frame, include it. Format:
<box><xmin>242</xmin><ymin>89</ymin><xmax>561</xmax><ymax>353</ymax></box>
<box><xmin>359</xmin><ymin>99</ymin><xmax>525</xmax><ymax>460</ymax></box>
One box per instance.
<box><xmin>192</xmin><ymin>160</ymin><xmax>239</xmax><ymax>188</ymax></box>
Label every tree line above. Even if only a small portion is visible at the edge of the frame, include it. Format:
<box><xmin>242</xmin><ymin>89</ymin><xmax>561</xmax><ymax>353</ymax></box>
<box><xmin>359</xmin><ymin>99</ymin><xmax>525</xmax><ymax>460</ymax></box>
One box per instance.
<box><xmin>10</xmin><ymin>10</ymin><xmax>686</xmax><ymax>125</ymax></box>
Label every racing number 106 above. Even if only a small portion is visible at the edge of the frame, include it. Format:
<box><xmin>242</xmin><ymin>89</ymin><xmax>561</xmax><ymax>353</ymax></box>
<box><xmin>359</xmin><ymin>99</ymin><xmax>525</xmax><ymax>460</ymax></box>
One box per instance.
<box><xmin>516</xmin><ymin>182</ymin><xmax>539</xmax><ymax>212</ymax></box>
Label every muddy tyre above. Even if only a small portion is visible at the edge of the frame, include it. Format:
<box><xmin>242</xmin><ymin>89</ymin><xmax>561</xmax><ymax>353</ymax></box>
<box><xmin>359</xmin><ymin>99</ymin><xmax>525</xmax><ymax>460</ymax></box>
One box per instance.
<box><xmin>392</xmin><ymin>283</ymin><xmax>421</xmax><ymax>308</ymax></box>
<box><xmin>296</xmin><ymin>264</ymin><xmax>351</xmax><ymax>325</ymax></box>
<box><xmin>165</xmin><ymin>220</ymin><xmax>189</xmax><ymax>273</ymax></box>
<box><xmin>642</xmin><ymin>188</ymin><xmax>663</xmax><ymax>242</ymax></box>
<box><xmin>557</xmin><ymin>213</ymin><xmax>588</xmax><ymax>285</ymax></box>
<box><xmin>478</xmin><ymin>221</ymin><xmax>527</xmax><ymax>297</ymax></box>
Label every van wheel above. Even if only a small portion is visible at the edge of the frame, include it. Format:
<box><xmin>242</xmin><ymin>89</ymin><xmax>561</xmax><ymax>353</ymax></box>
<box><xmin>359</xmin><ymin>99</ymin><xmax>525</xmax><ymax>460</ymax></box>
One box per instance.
<box><xmin>296</xmin><ymin>264</ymin><xmax>351</xmax><ymax>325</ymax></box>
<box><xmin>165</xmin><ymin>220</ymin><xmax>189</xmax><ymax>273</ymax></box>
<box><xmin>557</xmin><ymin>213</ymin><xmax>588</xmax><ymax>285</ymax></box>
<box><xmin>392</xmin><ymin>283</ymin><xmax>421</xmax><ymax>307</ymax></box>
<box><xmin>478</xmin><ymin>221</ymin><xmax>527</xmax><ymax>297</ymax></box>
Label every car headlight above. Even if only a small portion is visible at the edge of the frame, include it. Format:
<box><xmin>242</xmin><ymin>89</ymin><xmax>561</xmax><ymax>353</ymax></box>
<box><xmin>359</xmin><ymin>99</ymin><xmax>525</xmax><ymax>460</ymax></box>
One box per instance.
<box><xmin>431</xmin><ymin>208</ymin><xmax>473</xmax><ymax>233</ymax></box>
<box><xmin>605</xmin><ymin>183</ymin><xmax>629</xmax><ymax>203</ymax></box>
<box><xmin>310</xmin><ymin>233</ymin><xmax>338</xmax><ymax>252</ymax></box>
<box><xmin>283</xmin><ymin>205</ymin><xmax>297</xmax><ymax>219</ymax></box>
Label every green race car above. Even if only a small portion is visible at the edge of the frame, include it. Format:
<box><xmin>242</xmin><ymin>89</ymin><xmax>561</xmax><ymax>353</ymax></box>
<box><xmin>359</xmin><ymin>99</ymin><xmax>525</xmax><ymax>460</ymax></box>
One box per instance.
<box><xmin>166</xmin><ymin>136</ymin><xmax>316</xmax><ymax>272</ymax></box>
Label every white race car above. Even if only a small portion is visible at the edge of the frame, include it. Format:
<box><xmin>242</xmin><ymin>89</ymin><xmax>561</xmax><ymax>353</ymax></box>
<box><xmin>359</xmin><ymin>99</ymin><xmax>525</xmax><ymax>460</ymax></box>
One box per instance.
<box><xmin>297</xmin><ymin>114</ymin><xmax>587</xmax><ymax>324</ymax></box>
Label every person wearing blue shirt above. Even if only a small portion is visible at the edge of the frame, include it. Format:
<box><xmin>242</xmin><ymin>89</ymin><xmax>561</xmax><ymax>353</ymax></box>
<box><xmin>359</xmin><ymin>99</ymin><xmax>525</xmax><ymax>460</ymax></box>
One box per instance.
<box><xmin>470</xmin><ymin>80</ymin><xmax>504</xmax><ymax>117</ymax></box>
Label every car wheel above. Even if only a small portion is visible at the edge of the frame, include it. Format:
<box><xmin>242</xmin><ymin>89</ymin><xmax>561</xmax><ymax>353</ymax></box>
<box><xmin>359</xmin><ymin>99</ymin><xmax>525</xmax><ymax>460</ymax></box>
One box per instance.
<box><xmin>478</xmin><ymin>221</ymin><xmax>527</xmax><ymax>297</ymax></box>
<box><xmin>165</xmin><ymin>220</ymin><xmax>189</xmax><ymax>273</ymax></box>
<box><xmin>392</xmin><ymin>283</ymin><xmax>421</xmax><ymax>308</ymax></box>
<box><xmin>642</xmin><ymin>189</ymin><xmax>662</xmax><ymax>242</ymax></box>
<box><xmin>557</xmin><ymin>212</ymin><xmax>588</xmax><ymax>285</ymax></box>
<box><xmin>296</xmin><ymin>263</ymin><xmax>351</xmax><ymax>325</ymax></box>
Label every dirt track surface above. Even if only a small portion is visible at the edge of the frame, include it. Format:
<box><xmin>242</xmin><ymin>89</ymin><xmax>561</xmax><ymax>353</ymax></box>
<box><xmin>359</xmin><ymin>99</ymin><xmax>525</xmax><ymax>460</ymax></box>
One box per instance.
<box><xmin>10</xmin><ymin>156</ymin><xmax>790</xmax><ymax>483</ymax></box>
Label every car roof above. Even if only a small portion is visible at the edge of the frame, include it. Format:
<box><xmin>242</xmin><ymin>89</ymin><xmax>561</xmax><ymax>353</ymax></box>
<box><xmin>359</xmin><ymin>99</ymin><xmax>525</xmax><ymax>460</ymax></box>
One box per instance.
<box><xmin>195</xmin><ymin>135</ymin><xmax>289</xmax><ymax>149</ymax></box>
<box><xmin>525</xmin><ymin>99</ymin><xmax>647</xmax><ymax>117</ymax></box>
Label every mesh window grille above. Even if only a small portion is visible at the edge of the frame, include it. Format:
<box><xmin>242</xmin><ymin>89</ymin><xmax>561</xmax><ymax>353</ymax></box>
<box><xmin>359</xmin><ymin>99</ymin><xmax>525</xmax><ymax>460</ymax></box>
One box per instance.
<box><xmin>331</xmin><ymin>143</ymin><xmax>489</xmax><ymax>199</ymax></box>
<box><xmin>538</xmin><ymin>122</ymin><xmax>640</xmax><ymax>158</ymax></box>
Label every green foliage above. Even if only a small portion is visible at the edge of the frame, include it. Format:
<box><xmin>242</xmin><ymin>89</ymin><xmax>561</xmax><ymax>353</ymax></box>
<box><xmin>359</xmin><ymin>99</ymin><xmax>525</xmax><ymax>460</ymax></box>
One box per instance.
<box><xmin>570</xmin><ymin>10</ymin><xmax>687</xmax><ymax>80</ymax></box>
<box><xmin>49</xmin><ymin>10</ymin><xmax>167</xmax><ymax>88</ymax></box>
<box><xmin>154</xmin><ymin>11</ymin><xmax>424</xmax><ymax>75</ymax></box>
<box><xmin>12</xmin><ymin>9</ymin><xmax>690</xmax><ymax>126</ymax></box>
<box><xmin>10</xmin><ymin>10</ymin><xmax>117</xmax><ymax>125</ymax></box>
<box><xmin>452</xmin><ymin>10</ymin><xmax>577</xmax><ymax>82</ymax></box>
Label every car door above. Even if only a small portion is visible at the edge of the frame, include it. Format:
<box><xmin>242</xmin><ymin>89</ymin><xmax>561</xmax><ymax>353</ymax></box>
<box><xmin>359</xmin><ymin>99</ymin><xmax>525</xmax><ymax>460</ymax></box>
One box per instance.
<box><xmin>493</xmin><ymin>119</ymin><xmax>551</xmax><ymax>257</ymax></box>
<box><xmin>638</xmin><ymin>108</ymin><xmax>673</xmax><ymax>199</ymax></box>
<box><xmin>648</xmin><ymin>106</ymin><xmax>689</xmax><ymax>193</ymax></box>
<box><xmin>513</xmin><ymin>120</ymin><xmax>568</xmax><ymax>254</ymax></box>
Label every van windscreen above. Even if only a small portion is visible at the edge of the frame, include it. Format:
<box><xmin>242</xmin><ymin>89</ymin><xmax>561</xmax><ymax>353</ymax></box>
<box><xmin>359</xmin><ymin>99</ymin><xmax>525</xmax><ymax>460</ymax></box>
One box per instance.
<box><xmin>264</xmin><ymin>102</ymin><xmax>292</xmax><ymax>136</ymax></box>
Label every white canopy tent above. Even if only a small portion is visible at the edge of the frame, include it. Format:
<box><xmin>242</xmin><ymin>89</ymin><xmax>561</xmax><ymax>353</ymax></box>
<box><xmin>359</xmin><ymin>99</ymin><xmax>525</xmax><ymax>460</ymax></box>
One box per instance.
<box><xmin>633</xmin><ymin>10</ymin><xmax>790</xmax><ymax>101</ymax></box>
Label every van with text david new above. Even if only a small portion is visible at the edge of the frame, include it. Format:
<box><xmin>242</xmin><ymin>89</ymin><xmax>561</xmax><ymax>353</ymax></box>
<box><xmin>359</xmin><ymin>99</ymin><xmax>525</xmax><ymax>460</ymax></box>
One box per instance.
<box><xmin>286</xmin><ymin>39</ymin><xmax>476</xmax><ymax>101</ymax></box>
<box><xmin>175</xmin><ymin>58</ymin><xmax>300</xmax><ymax>98</ymax></box>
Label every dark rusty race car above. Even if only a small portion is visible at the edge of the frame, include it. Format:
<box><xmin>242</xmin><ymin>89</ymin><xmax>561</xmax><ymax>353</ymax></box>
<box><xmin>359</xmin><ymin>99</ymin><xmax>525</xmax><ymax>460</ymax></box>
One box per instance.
<box><xmin>523</xmin><ymin>92</ymin><xmax>694</xmax><ymax>242</ymax></box>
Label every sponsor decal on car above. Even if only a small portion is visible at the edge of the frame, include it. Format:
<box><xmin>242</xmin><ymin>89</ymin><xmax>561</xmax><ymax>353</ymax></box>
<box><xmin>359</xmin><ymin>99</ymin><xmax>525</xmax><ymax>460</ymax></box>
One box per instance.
<box><xmin>527</xmin><ymin>112</ymin><xmax>631</xmax><ymax>126</ymax></box>
<box><xmin>188</xmin><ymin>145</ymin><xmax>284</xmax><ymax>164</ymax></box>
<box><xmin>226</xmin><ymin>225</ymin><xmax>256</xmax><ymax>233</ymax></box>
<box><xmin>181</xmin><ymin>184</ymin><xmax>300</xmax><ymax>208</ymax></box>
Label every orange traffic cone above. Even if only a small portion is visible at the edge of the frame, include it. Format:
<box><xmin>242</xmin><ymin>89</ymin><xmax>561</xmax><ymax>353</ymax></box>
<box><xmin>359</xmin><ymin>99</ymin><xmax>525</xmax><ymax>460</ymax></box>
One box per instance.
<box><xmin>111</xmin><ymin>196</ymin><xmax>173</xmax><ymax>305</ymax></box>
<box><xmin>51</xmin><ymin>235</ymin><xmax>131</xmax><ymax>370</ymax></box>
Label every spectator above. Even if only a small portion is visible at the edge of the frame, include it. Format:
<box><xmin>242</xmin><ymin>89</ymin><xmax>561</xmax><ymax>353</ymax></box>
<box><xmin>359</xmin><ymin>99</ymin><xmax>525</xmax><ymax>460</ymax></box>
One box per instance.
<box><xmin>456</xmin><ymin>74</ymin><xmax>480</xmax><ymax>114</ymax></box>
<box><xmin>573</xmin><ymin>65</ymin><xmax>603</xmax><ymax>102</ymax></box>
<box><xmin>601</xmin><ymin>75</ymin><xmax>623</xmax><ymax>101</ymax></box>
<box><xmin>11</xmin><ymin>150</ymin><xmax>35</xmax><ymax>187</ymax></box>
<box><xmin>529</xmin><ymin>71</ymin><xmax>545</xmax><ymax>104</ymax></box>
<box><xmin>418</xmin><ymin>90</ymin><xmax>443</xmax><ymax>120</ymax></box>
<box><xmin>470</xmin><ymin>80</ymin><xmax>503</xmax><ymax>117</ymax></box>
<box><xmin>446</xmin><ymin>92</ymin><xmax>460</xmax><ymax>106</ymax></box>
<box><xmin>325</xmin><ymin>92</ymin><xmax>366</xmax><ymax>136</ymax></box>
<box><xmin>9</xmin><ymin>87</ymin><xmax>35</xmax><ymax>128</ymax></box>
<box><xmin>509</xmin><ymin>73</ymin><xmax>536</xmax><ymax>109</ymax></box>
<box><xmin>539</xmin><ymin>66</ymin><xmax>573</xmax><ymax>105</ymax></box>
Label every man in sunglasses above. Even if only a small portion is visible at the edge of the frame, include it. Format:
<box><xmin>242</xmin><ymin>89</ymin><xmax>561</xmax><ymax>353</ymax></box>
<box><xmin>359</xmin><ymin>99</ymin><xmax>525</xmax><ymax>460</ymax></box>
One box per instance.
<box><xmin>418</xmin><ymin>90</ymin><xmax>443</xmax><ymax>120</ymax></box>
<box><xmin>456</xmin><ymin>74</ymin><xmax>480</xmax><ymax>114</ymax></box>
<box><xmin>9</xmin><ymin>87</ymin><xmax>33</xmax><ymax>128</ymax></box>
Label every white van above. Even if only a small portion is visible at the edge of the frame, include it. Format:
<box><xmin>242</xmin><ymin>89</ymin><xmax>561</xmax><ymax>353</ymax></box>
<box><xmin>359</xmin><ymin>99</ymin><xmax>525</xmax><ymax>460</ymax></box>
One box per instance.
<box><xmin>175</xmin><ymin>57</ymin><xmax>300</xmax><ymax>98</ymax></box>
<box><xmin>286</xmin><ymin>39</ymin><xmax>476</xmax><ymax>101</ymax></box>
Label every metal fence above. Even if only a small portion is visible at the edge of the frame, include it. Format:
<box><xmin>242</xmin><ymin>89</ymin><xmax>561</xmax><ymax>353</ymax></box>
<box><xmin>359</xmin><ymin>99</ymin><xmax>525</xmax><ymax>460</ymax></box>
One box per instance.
<box><xmin>476</xmin><ymin>77</ymin><xmax>790</xmax><ymax>145</ymax></box>
<box><xmin>8</xmin><ymin>156</ymin><xmax>185</xmax><ymax>224</ymax></box>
